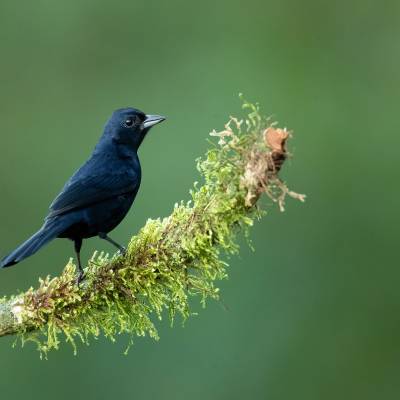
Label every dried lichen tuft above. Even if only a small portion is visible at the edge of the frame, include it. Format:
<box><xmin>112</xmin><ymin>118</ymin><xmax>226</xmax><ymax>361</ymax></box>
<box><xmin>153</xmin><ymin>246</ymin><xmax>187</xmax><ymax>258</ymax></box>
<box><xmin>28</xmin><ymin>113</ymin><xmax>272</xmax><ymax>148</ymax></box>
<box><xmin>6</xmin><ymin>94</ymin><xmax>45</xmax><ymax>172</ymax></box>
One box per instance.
<box><xmin>0</xmin><ymin>97</ymin><xmax>304</xmax><ymax>357</ymax></box>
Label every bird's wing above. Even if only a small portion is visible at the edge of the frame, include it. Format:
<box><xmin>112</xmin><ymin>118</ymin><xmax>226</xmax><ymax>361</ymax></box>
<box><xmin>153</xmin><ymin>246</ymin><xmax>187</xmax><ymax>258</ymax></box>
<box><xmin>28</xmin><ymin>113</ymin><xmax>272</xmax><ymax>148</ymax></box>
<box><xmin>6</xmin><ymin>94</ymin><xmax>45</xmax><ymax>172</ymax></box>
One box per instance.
<box><xmin>47</xmin><ymin>171</ymin><xmax>140</xmax><ymax>218</ymax></box>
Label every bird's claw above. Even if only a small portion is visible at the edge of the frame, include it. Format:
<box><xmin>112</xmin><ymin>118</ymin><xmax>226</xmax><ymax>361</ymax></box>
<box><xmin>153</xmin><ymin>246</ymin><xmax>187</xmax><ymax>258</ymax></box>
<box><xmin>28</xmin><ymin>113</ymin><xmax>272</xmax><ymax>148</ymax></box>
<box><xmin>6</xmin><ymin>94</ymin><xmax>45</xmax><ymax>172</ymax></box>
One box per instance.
<box><xmin>76</xmin><ymin>271</ymin><xmax>85</xmax><ymax>285</ymax></box>
<box><xmin>118</xmin><ymin>247</ymin><xmax>127</xmax><ymax>257</ymax></box>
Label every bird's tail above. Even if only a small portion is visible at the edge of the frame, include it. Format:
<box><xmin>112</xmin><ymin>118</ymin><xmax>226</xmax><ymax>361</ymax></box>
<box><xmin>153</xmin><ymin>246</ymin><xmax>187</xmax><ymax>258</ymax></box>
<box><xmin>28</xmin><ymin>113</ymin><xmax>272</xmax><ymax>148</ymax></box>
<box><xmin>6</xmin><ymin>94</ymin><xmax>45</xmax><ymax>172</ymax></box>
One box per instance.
<box><xmin>0</xmin><ymin>218</ymin><xmax>67</xmax><ymax>268</ymax></box>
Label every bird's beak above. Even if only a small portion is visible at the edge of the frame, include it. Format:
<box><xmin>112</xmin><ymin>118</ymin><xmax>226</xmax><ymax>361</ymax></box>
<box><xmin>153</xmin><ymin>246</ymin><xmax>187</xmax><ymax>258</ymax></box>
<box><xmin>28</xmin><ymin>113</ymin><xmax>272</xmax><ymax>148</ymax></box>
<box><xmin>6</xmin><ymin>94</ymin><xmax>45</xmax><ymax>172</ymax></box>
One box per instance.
<box><xmin>143</xmin><ymin>114</ymin><xmax>166</xmax><ymax>129</ymax></box>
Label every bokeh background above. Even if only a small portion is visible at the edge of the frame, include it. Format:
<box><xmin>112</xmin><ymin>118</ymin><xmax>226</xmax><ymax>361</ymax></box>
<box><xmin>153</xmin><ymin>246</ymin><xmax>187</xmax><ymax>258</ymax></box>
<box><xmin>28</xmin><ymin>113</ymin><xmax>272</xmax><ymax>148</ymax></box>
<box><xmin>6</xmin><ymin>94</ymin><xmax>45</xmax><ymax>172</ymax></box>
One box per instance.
<box><xmin>0</xmin><ymin>1</ymin><xmax>398</xmax><ymax>399</ymax></box>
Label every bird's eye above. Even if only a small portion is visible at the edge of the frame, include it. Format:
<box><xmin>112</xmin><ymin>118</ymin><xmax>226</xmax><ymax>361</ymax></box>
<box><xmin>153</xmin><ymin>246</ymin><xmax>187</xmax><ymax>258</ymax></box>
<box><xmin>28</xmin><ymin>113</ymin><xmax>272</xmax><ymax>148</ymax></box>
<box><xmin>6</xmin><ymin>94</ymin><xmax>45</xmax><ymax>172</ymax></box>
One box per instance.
<box><xmin>124</xmin><ymin>117</ymin><xmax>134</xmax><ymax>128</ymax></box>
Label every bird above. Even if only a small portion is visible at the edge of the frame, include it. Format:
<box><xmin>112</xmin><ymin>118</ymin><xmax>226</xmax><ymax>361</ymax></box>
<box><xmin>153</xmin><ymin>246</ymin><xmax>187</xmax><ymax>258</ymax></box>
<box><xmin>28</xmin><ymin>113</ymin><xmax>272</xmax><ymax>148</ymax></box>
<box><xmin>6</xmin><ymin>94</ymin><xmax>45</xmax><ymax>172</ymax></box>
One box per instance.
<box><xmin>0</xmin><ymin>108</ymin><xmax>165</xmax><ymax>282</ymax></box>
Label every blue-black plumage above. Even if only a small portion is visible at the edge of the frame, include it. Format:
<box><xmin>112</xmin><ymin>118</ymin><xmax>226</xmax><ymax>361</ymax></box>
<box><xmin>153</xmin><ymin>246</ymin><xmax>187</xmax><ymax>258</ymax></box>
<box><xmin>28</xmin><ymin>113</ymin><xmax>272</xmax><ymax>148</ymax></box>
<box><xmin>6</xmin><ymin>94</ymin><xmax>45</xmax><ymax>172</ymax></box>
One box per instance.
<box><xmin>0</xmin><ymin>108</ymin><xmax>165</xmax><ymax>281</ymax></box>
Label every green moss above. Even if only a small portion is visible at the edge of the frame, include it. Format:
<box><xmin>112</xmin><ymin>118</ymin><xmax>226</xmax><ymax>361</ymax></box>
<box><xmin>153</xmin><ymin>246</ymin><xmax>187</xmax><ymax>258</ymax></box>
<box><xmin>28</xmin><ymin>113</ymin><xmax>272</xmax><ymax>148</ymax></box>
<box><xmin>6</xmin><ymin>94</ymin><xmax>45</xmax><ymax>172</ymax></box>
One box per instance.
<box><xmin>7</xmin><ymin>98</ymin><xmax>302</xmax><ymax>357</ymax></box>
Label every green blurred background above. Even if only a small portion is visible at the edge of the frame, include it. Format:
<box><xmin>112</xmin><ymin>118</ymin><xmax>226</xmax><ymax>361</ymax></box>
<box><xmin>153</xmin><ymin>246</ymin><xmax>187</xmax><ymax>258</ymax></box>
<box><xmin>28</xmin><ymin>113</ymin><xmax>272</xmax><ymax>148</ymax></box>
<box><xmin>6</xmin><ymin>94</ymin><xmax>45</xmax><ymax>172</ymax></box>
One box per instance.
<box><xmin>0</xmin><ymin>0</ymin><xmax>398</xmax><ymax>399</ymax></box>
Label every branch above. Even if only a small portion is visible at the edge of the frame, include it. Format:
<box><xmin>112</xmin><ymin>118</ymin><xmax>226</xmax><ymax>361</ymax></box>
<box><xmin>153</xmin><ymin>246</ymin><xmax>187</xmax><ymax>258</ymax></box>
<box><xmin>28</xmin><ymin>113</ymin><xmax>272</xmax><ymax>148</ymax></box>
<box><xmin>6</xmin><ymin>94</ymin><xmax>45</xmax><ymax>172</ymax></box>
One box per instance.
<box><xmin>0</xmin><ymin>99</ymin><xmax>305</xmax><ymax>356</ymax></box>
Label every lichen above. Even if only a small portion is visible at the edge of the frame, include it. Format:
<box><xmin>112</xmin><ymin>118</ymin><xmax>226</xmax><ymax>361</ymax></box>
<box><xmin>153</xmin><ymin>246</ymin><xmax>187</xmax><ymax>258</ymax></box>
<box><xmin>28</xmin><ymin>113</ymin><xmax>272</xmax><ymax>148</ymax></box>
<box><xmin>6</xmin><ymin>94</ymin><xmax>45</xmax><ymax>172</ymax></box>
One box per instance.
<box><xmin>1</xmin><ymin>97</ymin><xmax>304</xmax><ymax>357</ymax></box>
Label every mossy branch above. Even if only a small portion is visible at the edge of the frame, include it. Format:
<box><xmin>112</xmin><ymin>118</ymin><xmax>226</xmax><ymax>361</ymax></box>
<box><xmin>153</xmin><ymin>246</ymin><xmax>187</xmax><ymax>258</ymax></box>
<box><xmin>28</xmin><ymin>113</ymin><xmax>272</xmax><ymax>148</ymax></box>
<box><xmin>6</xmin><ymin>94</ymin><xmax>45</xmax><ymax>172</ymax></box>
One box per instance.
<box><xmin>0</xmin><ymin>99</ymin><xmax>305</xmax><ymax>356</ymax></box>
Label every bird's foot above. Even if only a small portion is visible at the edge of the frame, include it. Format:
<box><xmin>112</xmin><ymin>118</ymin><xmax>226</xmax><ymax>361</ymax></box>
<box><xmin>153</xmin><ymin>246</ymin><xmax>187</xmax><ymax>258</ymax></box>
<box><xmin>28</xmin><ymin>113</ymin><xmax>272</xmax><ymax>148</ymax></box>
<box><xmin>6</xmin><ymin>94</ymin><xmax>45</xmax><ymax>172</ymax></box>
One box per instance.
<box><xmin>76</xmin><ymin>271</ymin><xmax>85</xmax><ymax>285</ymax></box>
<box><xmin>117</xmin><ymin>246</ymin><xmax>127</xmax><ymax>257</ymax></box>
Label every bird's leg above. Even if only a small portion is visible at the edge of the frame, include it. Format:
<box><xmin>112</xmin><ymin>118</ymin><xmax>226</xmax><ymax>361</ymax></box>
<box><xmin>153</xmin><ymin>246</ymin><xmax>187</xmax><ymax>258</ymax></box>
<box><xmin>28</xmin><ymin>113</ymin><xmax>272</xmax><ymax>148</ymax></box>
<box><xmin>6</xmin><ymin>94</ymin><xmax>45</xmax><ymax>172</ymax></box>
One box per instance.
<box><xmin>99</xmin><ymin>232</ymin><xmax>126</xmax><ymax>255</ymax></box>
<box><xmin>74</xmin><ymin>238</ymin><xmax>85</xmax><ymax>283</ymax></box>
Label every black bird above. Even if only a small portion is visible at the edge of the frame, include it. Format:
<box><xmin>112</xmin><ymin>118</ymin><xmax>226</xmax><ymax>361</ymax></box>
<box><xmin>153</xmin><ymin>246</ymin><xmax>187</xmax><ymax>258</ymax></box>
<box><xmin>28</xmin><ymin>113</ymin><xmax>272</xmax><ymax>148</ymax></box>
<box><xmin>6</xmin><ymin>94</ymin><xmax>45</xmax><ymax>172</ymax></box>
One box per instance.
<box><xmin>0</xmin><ymin>108</ymin><xmax>165</xmax><ymax>281</ymax></box>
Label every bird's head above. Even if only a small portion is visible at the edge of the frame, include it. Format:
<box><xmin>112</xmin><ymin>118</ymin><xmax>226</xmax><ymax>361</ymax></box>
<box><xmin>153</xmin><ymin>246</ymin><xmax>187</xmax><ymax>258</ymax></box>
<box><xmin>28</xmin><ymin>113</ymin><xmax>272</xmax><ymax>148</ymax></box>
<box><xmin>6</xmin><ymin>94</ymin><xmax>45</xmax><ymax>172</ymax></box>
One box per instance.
<box><xmin>104</xmin><ymin>107</ymin><xmax>165</xmax><ymax>151</ymax></box>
